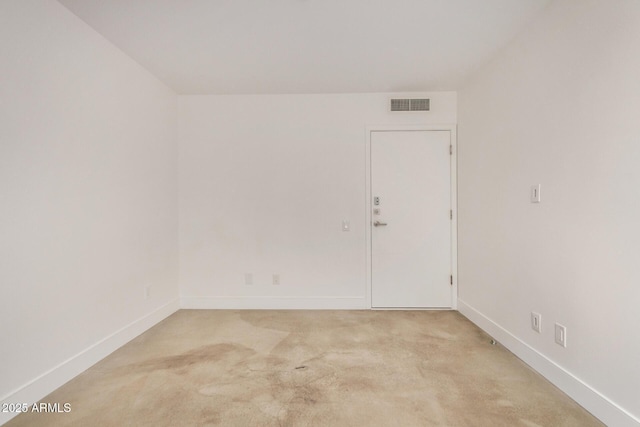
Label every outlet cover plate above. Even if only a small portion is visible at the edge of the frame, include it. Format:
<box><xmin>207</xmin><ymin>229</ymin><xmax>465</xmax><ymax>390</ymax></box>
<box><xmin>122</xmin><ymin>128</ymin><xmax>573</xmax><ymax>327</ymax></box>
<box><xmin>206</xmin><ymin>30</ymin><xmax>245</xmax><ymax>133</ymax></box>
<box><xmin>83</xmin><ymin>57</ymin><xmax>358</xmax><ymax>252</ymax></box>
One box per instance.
<box><xmin>531</xmin><ymin>312</ymin><xmax>541</xmax><ymax>333</ymax></box>
<box><xmin>555</xmin><ymin>323</ymin><xmax>567</xmax><ymax>347</ymax></box>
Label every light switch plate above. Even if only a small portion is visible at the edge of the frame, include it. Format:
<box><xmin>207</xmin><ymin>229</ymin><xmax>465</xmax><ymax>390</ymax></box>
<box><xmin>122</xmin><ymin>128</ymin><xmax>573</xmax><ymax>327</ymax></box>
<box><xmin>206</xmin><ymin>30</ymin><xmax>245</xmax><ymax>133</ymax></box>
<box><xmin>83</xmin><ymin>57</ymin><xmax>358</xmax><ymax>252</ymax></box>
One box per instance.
<box><xmin>531</xmin><ymin>184</ymin><xmax>541</xmax><ymax>203</ymax></box>
<box><xmin>342</xmin><ymin>220</ymin><xmax>350</xmax><ymax>231</ymax></box>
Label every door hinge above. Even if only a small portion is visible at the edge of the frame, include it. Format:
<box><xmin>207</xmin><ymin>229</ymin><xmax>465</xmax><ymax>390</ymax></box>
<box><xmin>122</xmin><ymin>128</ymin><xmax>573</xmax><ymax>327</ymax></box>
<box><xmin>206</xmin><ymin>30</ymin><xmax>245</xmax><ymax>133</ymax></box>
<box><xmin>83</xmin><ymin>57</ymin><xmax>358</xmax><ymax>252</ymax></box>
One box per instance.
<box><xmin>450</xmin><ymin>275</ymin><xmax>453</xmax><ymax>285</ymax></box>
<box><xmin>450</xmin><ymin>209</ymin><xmax>453</xmax><ymax>220</ymax></box>
<box><xmin>449</xmin><ymin>145</ymin><xmax>453</xmax><ymax>155</ymax></box>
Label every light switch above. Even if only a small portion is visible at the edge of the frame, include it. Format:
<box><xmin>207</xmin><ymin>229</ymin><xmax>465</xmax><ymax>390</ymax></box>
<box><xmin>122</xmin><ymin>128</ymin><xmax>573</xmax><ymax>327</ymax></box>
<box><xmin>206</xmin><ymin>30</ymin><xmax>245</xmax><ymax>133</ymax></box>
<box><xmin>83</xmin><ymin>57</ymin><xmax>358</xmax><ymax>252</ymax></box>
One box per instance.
<box><xmin>531</xmin><ymin>184</ymin><xmax>541</xmax><ymax>203</ymax></box>
<box><xmin>342</xmin><ymin>220</ymin><xmax>350</xmax><ymax>231</ymax></box>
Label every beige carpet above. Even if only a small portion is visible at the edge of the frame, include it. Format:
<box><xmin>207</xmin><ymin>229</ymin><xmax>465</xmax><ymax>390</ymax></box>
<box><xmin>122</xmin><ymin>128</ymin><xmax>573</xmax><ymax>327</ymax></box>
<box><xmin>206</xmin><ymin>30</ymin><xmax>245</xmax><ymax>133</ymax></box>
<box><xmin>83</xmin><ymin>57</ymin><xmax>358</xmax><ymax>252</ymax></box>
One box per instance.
<box><xmin>6</xmin><ymin>310</ymin><xmax>602</xmax><ymax>426</ymax></box>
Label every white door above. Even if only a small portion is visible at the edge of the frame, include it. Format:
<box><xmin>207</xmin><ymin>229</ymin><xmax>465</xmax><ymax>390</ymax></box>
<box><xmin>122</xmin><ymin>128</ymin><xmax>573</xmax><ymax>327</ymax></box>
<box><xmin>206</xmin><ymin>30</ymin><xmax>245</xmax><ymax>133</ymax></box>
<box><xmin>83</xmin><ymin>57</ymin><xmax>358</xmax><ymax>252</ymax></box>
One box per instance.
<box><xmin>371</xmin><ymin>130</ymin><xmax>452</xmax><ymax>308</ymax></box>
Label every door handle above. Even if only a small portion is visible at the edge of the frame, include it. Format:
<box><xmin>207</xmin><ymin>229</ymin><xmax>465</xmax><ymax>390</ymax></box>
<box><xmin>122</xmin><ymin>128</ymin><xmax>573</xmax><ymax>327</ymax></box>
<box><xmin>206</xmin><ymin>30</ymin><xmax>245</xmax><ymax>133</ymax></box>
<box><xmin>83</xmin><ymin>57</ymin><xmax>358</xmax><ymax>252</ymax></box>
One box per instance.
<box><xmin>374</xmin><ymin>221</ymin><xmax>388</xmax><ymax>227</ymax></box>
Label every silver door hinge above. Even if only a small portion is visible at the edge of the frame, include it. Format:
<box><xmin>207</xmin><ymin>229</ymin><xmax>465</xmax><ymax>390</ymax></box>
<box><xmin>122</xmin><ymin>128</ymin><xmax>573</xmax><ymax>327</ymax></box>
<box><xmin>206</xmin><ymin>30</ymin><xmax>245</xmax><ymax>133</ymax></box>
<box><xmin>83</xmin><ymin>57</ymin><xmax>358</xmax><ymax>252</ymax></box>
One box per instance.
<box><xmin>450</xmin><ymin>210</ymin><xmax>453</xmax><ymax>220</ymax></box>
<box><xmin>450</xmin><ymin>275</ymin><xmax>453</xmax><ymax>285</ymax></box>
<box><xmin>450</xmin><ymin>145</ymin><xmax>453</xmax><ymax>155</ymax></box>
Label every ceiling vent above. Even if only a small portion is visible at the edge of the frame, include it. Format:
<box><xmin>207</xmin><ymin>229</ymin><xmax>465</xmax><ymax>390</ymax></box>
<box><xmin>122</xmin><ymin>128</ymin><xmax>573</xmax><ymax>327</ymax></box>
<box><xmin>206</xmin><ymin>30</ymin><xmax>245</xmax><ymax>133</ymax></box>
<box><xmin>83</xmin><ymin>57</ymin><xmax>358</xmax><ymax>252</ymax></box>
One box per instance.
<box><xmin>390</xmin><ymin>98</ymin><xmax>430</xmax><ymax>112</ymax></box>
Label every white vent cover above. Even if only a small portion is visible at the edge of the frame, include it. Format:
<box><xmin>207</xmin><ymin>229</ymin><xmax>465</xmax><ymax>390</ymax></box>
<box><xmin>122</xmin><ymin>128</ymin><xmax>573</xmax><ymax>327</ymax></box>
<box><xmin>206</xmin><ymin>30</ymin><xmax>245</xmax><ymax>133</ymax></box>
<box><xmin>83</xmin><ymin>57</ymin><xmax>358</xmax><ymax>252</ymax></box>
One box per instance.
<box><xmin>390</xmin><ymin>98</ymin><xmax>430</xmax><ymax>112</ymax></box>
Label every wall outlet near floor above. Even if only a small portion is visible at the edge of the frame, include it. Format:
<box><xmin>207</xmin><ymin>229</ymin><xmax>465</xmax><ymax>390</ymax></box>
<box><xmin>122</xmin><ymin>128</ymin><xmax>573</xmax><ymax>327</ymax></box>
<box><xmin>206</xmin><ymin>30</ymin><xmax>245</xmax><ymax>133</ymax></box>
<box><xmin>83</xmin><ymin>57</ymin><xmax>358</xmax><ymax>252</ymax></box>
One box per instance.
<box><xmin>272</xmin><ymin>274</ymin><xmax>280</xmax><ymax>285</ymax></box>
<box><xmin>531</xmin><ymin>312</ymin><xmax>541</xmax><ymax>333</ymax></box>
<box><xmin>245</xmin><ymin>273</ymin><xmax>253</xmax><ymax>286</ymax></box>
<box><xmin>144</xmin><ymin>285</ymin><xmax>151</xmax><ymax>300</ymax></box>
<box><xmin>555</xmin><ymin>323</ymin><xmax>567</xmax><ymax>347</ymax></box>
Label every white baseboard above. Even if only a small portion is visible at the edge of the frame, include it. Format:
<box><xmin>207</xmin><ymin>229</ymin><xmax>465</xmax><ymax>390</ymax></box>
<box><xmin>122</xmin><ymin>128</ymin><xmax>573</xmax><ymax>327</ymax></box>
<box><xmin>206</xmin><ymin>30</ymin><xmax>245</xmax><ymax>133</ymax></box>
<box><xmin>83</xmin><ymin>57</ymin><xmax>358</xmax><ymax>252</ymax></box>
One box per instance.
<box><xmin>180</xmin><ymin>296</ymin><xmax>368</xmax><ymax>310</ymax></box>
<box><xmin>0</xmin><ymin>299</ymin><xmax>180</xmax><ymax>426</ymax></box>
<box><xmin>457</xmin><ymin>299</ymin><xmax>639</xmax><ymax>427</ymax></box>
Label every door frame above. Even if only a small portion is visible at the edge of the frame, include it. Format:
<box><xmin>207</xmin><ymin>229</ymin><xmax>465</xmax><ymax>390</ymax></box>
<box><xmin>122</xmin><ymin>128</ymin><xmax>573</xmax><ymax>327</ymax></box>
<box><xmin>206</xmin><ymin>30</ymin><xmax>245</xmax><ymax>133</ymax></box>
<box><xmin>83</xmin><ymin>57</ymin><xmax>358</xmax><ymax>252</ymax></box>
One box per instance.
<box><xmin>365</xmin><ymin>124</ymin><xmax>458</xmax><ymax>310</ymax></box>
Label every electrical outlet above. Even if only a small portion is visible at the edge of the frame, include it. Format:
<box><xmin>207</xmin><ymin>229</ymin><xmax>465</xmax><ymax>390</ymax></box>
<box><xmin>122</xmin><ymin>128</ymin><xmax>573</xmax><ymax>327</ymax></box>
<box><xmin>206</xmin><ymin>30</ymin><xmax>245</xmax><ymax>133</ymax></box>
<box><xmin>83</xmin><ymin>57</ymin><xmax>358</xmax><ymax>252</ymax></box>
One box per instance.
<box><xmin>342</xmin><ymin>220</ymin><xmax>350</xmax><ymax>231</ymax></box>
<box><xmin>144</xmin><ymin>286</ymin><xmax>151</xmax><ymax>300</ymax></box>
<box><xmin>245</xmin><ymin>273</ymin><xmax>253</xmax><ymax>286</ymax></box>
<box><xmin>555</xmin><ymin>323</ymin><xmax>567</xmax><ymax>347</ymax></box>
<box><xmin>531</xmin><ymin>312</ymin><xmax>541</xmax><ymax>333</ymax></box>
<box><xmin>272</xmin><ymin>274</ymin><xmax>280</xmax><ymax>285</ymax></box>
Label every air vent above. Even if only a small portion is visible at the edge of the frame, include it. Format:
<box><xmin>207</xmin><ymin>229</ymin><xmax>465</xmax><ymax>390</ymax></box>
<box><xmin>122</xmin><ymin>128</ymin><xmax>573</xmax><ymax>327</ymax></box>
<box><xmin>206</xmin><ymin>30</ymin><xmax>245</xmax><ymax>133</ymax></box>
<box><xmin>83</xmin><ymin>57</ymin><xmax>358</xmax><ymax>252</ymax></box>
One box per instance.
<box><xmin>390</xmin><ymin>98</ymin><xmax>430</xmax><ymax>112</ymax></box>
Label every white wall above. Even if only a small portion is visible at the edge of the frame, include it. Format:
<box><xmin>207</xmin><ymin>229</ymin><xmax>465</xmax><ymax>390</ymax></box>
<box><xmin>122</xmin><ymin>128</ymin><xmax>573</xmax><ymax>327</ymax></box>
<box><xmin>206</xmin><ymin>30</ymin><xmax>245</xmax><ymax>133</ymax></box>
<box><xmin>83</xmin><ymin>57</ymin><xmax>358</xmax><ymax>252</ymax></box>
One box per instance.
<box><xmin>458</xmin><ymin>0</ymin><xmax>640</xmax><ymax>425</ymax></box>
<box><xmin>0</xmin><ymin>0</ymin><xmax>179</xmax><ymax>420</ymax></box>
<box><xmin>178</xmin><ymin>93</ymin><xmax>456</xmax><ymax>308</ymax></box>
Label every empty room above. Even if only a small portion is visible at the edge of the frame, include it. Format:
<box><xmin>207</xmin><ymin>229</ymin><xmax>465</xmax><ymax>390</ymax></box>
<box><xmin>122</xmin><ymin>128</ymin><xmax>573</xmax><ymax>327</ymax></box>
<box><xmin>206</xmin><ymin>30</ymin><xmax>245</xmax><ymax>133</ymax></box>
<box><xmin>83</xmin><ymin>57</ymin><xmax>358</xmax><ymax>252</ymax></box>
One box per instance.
<box><xmin>1</xmin><ymin>0</ymin><xmax>639</xmax><ymax>425</ymax></box>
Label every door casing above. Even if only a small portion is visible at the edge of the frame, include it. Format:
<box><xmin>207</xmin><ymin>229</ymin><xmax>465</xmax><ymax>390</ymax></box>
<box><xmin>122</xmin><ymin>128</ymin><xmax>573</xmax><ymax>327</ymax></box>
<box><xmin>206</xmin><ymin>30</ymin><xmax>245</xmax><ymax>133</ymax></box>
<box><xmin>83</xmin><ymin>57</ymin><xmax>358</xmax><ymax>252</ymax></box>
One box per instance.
<box><xmin>365</xmin><ymin>124</ymin><xmax>458</xmax><ymax>310</ymax></box>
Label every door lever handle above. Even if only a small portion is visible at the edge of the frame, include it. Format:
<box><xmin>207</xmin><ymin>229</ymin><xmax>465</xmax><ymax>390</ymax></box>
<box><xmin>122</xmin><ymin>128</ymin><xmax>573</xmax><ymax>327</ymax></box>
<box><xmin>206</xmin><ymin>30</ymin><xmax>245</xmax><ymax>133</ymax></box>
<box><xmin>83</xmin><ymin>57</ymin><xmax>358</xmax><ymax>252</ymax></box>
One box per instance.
<box><xmin>374</xmin><ymin>221</ymin><xmax>388</xmax><ymax>227</ymax></box>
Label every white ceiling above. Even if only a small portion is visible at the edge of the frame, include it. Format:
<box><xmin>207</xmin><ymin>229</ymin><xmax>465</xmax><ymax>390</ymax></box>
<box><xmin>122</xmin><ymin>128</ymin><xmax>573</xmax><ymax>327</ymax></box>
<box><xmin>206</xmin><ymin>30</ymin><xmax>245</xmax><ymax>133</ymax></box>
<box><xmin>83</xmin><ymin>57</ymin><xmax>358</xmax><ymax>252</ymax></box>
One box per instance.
<box><xmin>57</xmin><ymin>0</ymin><xmax>550</xmax><ymax>95</ymax></box>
